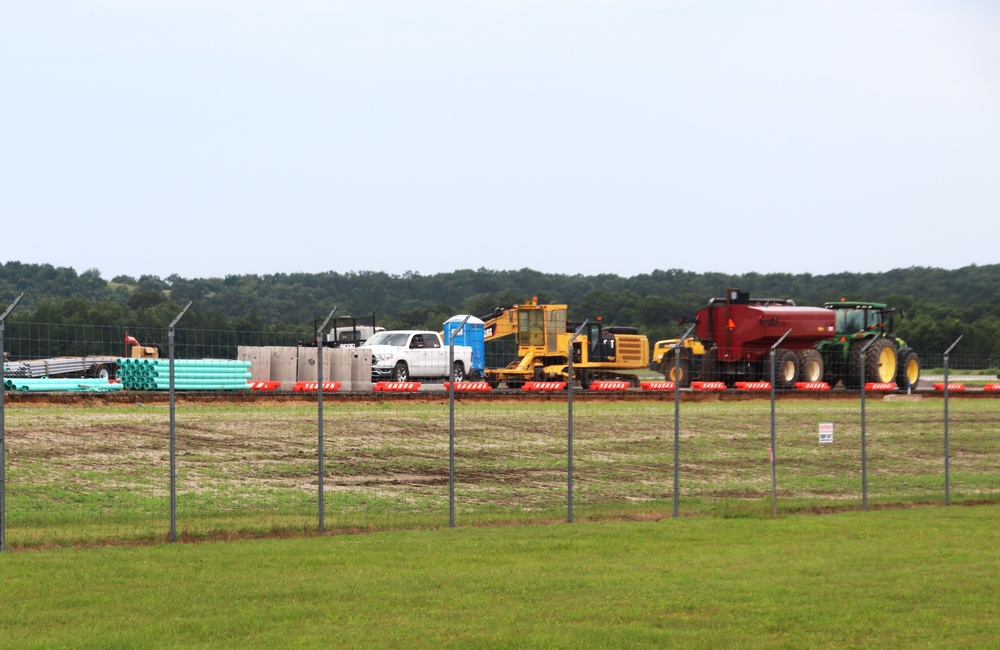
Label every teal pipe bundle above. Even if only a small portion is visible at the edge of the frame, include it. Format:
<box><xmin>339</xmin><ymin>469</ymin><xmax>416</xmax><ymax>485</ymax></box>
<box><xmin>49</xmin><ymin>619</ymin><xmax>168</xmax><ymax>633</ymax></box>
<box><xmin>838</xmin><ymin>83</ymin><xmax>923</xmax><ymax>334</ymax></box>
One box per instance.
<box><xmin>116</xmin><ymin>358</ymin><xmax>252</xmax><ymax>391</ymax></box>
<box><xmin>3</xmin><ymin>378</ymin><xmax>123</xmax><ymax>392</ymax></box>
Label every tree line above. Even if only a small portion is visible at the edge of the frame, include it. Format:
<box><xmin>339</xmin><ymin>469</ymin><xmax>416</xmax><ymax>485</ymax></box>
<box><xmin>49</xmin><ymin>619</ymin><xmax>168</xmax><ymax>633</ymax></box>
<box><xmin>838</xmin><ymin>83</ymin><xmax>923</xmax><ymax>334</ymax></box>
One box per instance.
<box><xmin>2</xmin><ymin>261</ymin><xmax>999</xmax><ymax>361</ymax></box>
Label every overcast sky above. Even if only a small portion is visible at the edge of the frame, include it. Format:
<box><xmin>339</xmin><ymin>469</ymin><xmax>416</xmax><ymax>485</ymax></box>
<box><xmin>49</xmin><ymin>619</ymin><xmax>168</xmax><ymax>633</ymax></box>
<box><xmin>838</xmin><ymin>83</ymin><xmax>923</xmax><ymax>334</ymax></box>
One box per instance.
<box><xmin>3</xmin><ymin>1</ymin><xmax>998</xmax><ymax>281</ymax></box>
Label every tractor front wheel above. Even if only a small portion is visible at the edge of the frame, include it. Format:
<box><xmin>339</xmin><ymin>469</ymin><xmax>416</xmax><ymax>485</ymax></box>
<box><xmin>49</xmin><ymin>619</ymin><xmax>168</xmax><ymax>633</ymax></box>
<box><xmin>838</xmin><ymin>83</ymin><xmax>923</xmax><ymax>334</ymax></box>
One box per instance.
<box><xmin>896</xmin><ymin>348</ymin><xmax>920</xmax><ymax>389</ymax></box>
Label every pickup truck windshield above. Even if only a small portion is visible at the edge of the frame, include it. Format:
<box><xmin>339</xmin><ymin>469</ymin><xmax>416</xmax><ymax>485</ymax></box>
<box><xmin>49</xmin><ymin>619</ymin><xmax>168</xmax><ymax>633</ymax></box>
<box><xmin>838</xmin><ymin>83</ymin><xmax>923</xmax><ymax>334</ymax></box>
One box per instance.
<box><xmin>362</xmin><ymin>332</ymin><xmax>410</xmax><ymax>347</ymax></box>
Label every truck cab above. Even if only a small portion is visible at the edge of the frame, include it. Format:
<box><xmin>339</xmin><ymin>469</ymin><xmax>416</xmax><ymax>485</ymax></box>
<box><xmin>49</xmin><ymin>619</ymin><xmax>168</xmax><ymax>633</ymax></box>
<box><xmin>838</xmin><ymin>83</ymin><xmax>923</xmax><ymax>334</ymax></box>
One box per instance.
<box><xmin>361</xmin><ymin>330</ymin><xmax>472</xmax><ymax>383</ymax></box>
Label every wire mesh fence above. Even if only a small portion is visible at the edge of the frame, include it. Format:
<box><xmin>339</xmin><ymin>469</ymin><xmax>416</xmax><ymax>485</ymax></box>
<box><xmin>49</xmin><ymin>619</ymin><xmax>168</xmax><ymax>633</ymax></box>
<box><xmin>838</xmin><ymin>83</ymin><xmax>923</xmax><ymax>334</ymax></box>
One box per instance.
<box><xmin>2</xmin><ymin>321</ymin><xmax>999</xmax><ymax>550</ymax></box>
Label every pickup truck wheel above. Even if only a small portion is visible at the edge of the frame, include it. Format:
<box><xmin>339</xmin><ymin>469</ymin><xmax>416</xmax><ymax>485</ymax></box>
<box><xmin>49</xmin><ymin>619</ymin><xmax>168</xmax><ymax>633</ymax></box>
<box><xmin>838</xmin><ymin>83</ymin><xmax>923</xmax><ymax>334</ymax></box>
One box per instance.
<box><xmin>452</xmin><ymin>362</ymin><xmax>465</xmax><ymax>383</ymax></box>
<box><xmin>391</xmin><ymin>362</ymin><xmax>409</xmax><ymax>382</ymax></box>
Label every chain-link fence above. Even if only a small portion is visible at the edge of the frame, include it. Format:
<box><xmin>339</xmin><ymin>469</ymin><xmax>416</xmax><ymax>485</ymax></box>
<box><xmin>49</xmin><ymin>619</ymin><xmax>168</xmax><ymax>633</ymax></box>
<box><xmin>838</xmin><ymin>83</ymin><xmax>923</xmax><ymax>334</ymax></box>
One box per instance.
<box><xmin>2</xmin><ymin>318</ymin><xmax>999</xmax><ymax>551</ymax></box>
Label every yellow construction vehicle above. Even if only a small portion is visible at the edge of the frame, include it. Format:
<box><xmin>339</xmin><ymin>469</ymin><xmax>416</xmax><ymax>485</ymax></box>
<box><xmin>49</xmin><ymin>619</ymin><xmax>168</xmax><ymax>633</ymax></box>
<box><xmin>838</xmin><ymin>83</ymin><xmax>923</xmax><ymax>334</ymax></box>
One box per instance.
<box><xmin>481</xmin><ymin>298</ymin><xmax>649</xmax><ymax>389</ymax></box>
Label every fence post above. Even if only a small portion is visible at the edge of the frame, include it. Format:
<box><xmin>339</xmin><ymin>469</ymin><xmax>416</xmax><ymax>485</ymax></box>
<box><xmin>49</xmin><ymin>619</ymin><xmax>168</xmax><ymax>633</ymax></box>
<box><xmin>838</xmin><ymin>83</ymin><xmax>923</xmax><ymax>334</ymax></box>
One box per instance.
<box><xmin>566</xmin><ymin>320</ymin><xmax>589</xmax><ymax>524</ymax></box>
<box><xmin>858</xmin><ymin>335</ymin><xmax>881</xmax><ymax>512</ymax></box>
<box><xmin>315</xmin><ymin>306</ymin><xmax>338</xmax><ymax>535</ymax></box>
<box><xmin>769</xmin><ymin>330</ymin><xmax>792</xmax><ymax>517</ymax></box>
<box><xmin>943</xmin><ymin>335</ymin><xmax>963</xmax><ymax>506</ymax></box>
<box><xmin>448</xmin><ymin>315</ymin><xmax>471</xmax><ymax>529</ymax></box>
<box><xmin>0</xmin><ymin>293</ymin><xmax>24</xmax><ymax>553</ymax></box>
<box><xmin>673</xmin><ymin>324</ymin><xmax>695</xmax><ymax>519</ymax></box>
<box><xmin>168</xmin><ymin>302</ymin><xmax>192</xmax><ymax>543</ymax></box>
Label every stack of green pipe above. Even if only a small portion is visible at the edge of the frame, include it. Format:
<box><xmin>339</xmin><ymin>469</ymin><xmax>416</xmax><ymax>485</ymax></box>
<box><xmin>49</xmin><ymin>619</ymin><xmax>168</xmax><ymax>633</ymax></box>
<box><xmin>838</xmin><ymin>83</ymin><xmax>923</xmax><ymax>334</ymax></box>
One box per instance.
<box><xmin>3</xmin><ymin>378</ymin><xmax>123</xmax><ymax>392</ymax></box>
<box><xmin>116</xmin><ymin>358</ymin><xmax>252</xmax><ymax>391</ymax></box>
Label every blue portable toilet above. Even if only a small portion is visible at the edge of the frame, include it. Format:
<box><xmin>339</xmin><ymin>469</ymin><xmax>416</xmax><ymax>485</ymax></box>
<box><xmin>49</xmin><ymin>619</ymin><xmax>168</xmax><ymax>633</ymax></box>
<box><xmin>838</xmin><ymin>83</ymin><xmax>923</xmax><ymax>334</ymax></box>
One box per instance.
<box><xmin>443</xmin><ymin>315</ymin><xmax>485</xmax><ymax>378</ymax></box>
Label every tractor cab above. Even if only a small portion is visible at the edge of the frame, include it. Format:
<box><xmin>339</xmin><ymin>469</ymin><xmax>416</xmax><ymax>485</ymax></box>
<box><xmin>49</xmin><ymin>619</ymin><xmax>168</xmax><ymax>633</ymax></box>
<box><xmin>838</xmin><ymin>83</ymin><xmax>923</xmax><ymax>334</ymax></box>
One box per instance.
<box><xmin>825</xmin><ymin>300</ymin><xmax>894</xmax><ymax>338</ymax></box>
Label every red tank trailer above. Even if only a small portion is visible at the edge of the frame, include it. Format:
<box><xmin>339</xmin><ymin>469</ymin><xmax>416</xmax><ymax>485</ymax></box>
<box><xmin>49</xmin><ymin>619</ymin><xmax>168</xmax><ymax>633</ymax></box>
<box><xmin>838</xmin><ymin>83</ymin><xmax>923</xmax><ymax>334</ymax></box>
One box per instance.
<box><xmin>695</xmin><ymin>289</ymin><xmax>836</xmax><ymax>363</ymax></box>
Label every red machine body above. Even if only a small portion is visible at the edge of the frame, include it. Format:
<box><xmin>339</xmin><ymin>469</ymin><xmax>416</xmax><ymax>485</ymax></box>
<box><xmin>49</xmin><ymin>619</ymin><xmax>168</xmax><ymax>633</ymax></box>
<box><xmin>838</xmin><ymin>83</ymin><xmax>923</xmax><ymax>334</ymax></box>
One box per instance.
<box><xmin>695</xmin><ymin>291</ymin><xmax>836</xmax><ymax>363</ymax></box>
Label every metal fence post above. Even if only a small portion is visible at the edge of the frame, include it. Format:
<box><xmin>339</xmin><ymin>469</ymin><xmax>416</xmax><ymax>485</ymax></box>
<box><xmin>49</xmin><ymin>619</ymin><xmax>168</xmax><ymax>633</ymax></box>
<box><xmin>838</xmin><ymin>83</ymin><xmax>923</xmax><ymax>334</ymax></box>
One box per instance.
<box><xmin>315</xmin><ymin>307</ymin><xmax>338</xmax><ymax>535</ymax></box>
<box><xmin>168</xmin><ymin>302</ymin><xmax>192</xmax><ymax>543</ymax></box>
<box><xmin>769</xmin><ymin>330</ymin><xmax>792</xmax><ymax>517</ymax></box>
<box><xmin>859</xmin><ymin>335</ymin><xmax>881</xmax><ymax>512</ymax></box>
<box><xmin>566</xmin><ymin>320</ymin><xmax>589</xmax><ymax>524</ymax></box>
<box><xmin>943</xmin><ymin>335</ymin><xmax>963</xmax><ymax>506</ymax></box>
<box><xmin>0</xmin><ymin>293</ymin><xmax>24</xmax><ymax>553</ymax></box>
<box><xmin>448</xmin><ymin>315</ymin><xmax>471</xmax><ymax>529</ymax></box>
<box><xmin>673</xmin><ymin>324</ymin><xmax>695</xmax><ymax>519</ymax></box>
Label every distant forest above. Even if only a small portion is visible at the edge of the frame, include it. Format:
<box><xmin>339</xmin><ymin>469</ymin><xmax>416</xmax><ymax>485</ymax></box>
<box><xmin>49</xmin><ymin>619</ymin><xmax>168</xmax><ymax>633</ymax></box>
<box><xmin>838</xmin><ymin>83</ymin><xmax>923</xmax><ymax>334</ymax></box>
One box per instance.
<box><xmin>2</xmin><ymin>261</ymin><xmax>999</xmax><ymax>359</ymax></box>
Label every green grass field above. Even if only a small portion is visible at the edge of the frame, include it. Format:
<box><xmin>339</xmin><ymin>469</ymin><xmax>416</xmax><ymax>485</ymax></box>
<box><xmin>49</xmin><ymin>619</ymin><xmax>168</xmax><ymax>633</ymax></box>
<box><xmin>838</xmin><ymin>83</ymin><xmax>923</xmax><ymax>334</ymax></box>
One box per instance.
<box><xmin>1</xmin><ymin>506</ymin><xmax>997</xmax><ymax>648</ymax></box>
<box><xmin>3</xmin><ymin>397</ymin><xmax>999</xmax><ymax>548</ymax></box>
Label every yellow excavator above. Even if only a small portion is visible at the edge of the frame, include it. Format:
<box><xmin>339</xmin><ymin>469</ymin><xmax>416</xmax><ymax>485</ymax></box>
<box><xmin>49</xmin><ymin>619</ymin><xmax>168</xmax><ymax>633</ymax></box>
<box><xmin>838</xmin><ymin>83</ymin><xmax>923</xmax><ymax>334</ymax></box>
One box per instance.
<box><xmin>480</xmin><ymin>298</ymin><xmax>649</xmax><ymax>389</ymax></box>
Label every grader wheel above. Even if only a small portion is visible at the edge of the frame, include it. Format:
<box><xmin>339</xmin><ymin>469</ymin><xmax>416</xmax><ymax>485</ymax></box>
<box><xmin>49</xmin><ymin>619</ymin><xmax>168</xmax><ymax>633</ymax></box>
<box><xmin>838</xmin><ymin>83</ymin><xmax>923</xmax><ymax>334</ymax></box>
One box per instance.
<box><xmin>660</xmin><ymin>357</ymin><xmax>691</xmax><ymax>387</ymax></box>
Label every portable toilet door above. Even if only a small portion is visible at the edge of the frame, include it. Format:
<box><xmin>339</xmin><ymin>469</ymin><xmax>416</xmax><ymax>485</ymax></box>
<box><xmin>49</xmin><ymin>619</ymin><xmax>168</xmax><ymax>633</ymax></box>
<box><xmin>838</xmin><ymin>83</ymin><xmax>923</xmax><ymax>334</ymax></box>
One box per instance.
<box><xmin>443</xmin><ymin>315</ymin><xmax>485</xmax><ymax>377</ymax></box>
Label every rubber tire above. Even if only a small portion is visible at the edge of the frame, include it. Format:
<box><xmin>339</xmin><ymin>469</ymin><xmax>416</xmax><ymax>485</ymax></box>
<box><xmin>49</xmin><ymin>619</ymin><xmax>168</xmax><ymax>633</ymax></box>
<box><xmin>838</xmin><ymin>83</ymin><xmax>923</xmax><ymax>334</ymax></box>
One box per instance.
<box><xmin>773</xmin><ymin>348</ymin><xmax>800</xmax><ymax>389</ymax></box>
<box><xmin>896</xmin><ymin>348</ymin><xmax>920</xmax><ymax>389</ymax></box>
<box><xmin>848</xmin><ymin>338</ymin><xmax>897</xmax><ymax>387</ymax></box>
<box><xmin>451</xmin><ymin>362</ymin><xmax>465</xmax><ymax>383</ymax></box>
<box><xmin>579</xmin><ymin>369</ymin><xmax>595</xmax><ymax>390</ymax></box>
<box><xmin>391</xmin><ymin>362</ymin><xmax>409</xmax><ymax>382</ymax></box>
<box><xmin>91</xmin><ymin>364</ymin><xmax>115</xmax><ymax>380</ymax></box>
<box><xmin>796</xmin><ymin>349</ymin><xmax>824</xmax><ymax>383</ymax></box>
<box><xmin>866</xmin><ymin>337</ymin><xmax>897</xmax><ymax>384</ymax></box>
<box><xmin>700</xmin><ymin>348</ymin><xmax>718</xmax><ymax>383</ymax></box>
<box><xmin>660</xmin><ymin>357</ymin><xmax>691</xmax><ymax>387</ymax></box>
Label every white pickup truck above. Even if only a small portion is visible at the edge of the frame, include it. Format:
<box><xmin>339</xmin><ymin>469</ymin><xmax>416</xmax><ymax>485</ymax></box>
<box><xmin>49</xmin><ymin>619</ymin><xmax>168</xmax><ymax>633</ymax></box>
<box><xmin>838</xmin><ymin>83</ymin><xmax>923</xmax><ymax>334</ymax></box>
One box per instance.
<box><xmin>361</xmin><ymin>330</ymin><xmax>474</xmax><ymax>383</ymax></box>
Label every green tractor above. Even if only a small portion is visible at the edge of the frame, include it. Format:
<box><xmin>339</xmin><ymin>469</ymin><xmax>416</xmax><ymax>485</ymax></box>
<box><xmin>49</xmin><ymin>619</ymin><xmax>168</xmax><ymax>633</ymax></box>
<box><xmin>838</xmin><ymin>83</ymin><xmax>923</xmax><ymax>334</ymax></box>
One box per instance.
<box><xmin>817</xmin><ymin>300</ymin><xmax>920</xmax><ymax>389</ymax></box>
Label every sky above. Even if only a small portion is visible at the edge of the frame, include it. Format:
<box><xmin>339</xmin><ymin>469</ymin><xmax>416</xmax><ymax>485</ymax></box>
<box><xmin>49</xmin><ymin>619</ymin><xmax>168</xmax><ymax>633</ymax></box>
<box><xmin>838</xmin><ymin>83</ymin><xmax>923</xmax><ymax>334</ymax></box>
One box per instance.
<box><xmin>2</xmin><ymin>0</ymin><xmax>998</xmax><ymax>281</ymax></box>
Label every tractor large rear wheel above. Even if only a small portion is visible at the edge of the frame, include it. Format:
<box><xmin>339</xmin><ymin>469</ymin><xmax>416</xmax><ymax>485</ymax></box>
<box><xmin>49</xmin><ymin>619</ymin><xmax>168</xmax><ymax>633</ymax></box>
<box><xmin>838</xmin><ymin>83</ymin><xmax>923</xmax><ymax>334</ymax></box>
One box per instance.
<box><xmin>867</xmin><ymin>338</ymin><xmax>897</xmax><ymax>384</ymax></box>
<box><xmin>848</xmin><ymin>338</ymin><xmax>897</xmax><ymax>387</ymax></box>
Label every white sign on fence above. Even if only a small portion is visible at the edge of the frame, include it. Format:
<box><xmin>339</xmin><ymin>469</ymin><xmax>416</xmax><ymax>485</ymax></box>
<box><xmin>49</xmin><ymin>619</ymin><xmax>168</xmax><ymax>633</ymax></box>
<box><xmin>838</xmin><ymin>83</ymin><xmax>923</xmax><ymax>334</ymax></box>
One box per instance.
<box><xmin>819</xmin><ymin>422</ymin><xmax>834</xmax><ymax>444</ymax></box>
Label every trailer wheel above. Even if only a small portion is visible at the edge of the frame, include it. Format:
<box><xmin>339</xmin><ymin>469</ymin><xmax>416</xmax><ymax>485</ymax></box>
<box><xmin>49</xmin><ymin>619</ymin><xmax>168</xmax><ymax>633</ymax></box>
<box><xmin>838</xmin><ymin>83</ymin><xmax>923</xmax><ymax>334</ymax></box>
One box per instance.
<box><xmin>660</xmin><ymin>357</ymin><xmax>691</xmax><ymax>387</ymax></box>
<box><xmin>773</xmin><ymin>349</ymin><xmax>799</xmax><ymax>388</ymax></box>
<box><xmin>896</xmin><ymin>348</ymin><xmax>920</xmax><ymax>389</ymax></box>
<box><xmin>795</xmin><ymin>350</ymin><xmax>824</xmax><ymax>383</ymax></box>
<box><xmin>91</xmin><ymin>364</ymin><xmax>116</xmax><ymax>381</ymax></box>
<box><xmin>391</xmin><ymin>362</ymin><xmax>409</xmax><ymax>382</ymax></box>
<box><xmin>700</xmin><ymin>348</ymin><xmax>719</xmax><ymax>383</ymax></box>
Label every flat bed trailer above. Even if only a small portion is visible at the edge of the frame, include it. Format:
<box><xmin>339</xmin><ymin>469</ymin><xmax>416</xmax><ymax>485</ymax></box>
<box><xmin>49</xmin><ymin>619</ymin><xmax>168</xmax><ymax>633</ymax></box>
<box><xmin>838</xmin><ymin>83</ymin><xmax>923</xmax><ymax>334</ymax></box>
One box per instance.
<box><xmin>2</xmin><ymin>356</ymin><xmax>120</xmax><ymax>381</ymax></box>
